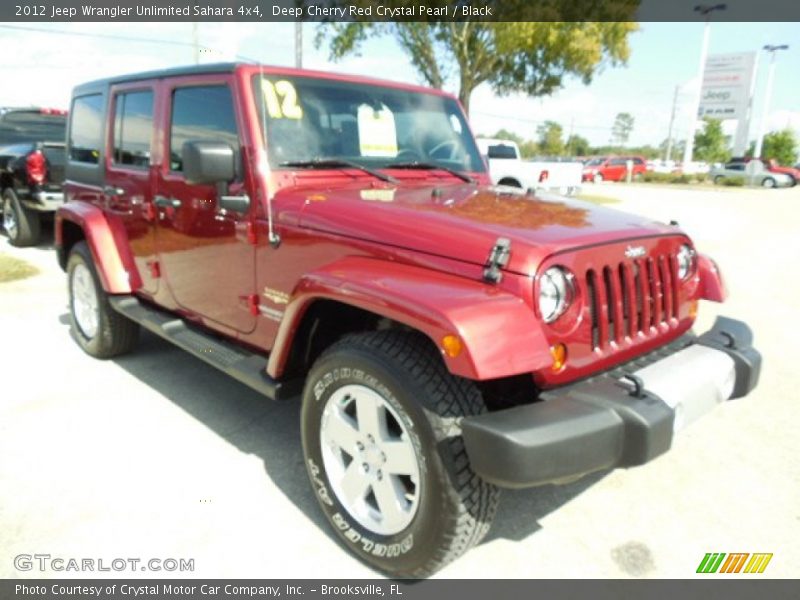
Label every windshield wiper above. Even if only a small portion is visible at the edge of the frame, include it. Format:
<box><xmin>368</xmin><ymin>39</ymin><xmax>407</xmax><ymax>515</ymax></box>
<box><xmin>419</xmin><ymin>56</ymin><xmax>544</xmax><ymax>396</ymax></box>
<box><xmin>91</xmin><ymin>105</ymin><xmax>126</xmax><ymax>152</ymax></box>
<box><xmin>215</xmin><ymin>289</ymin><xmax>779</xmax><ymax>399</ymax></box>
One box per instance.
<box><xmin>383</xmin><ymin>161</ymin><xmax>475</xmax><ymax>184</ymax></box>
<box><xmin>279</xmin><ymin>159</ymin><xmax>398</xmax><ymax>184</ymax></box>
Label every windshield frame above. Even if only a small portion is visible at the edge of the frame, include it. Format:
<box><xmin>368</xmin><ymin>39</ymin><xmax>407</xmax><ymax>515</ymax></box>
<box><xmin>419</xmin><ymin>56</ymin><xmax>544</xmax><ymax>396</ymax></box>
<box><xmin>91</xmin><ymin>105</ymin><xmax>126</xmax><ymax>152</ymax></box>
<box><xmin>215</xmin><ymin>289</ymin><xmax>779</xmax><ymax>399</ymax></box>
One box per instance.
<box><xmin>250</xmin><ymin>73</ymin><xmax>486</xmax><ymax>176</ymax></box>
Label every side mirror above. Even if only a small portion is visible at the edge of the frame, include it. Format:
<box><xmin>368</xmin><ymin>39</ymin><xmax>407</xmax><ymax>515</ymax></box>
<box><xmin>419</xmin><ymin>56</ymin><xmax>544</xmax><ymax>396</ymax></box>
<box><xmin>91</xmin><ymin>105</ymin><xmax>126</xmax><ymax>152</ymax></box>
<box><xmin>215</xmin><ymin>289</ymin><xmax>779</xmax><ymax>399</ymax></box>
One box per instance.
<box><xmin>182</xmin><ymin>141</ymin><xmax>235</xmax><ymax>185</ymax></box>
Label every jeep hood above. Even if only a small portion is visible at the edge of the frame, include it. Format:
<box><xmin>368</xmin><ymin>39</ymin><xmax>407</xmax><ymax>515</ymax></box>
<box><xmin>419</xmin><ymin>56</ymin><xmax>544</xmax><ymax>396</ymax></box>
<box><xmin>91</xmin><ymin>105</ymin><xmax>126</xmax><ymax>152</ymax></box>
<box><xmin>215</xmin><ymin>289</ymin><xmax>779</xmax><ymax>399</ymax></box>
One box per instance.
<box><xmin>290</xmin><ymin>182</ymin><xmax>679</xmax><ymax>275</ymax></box>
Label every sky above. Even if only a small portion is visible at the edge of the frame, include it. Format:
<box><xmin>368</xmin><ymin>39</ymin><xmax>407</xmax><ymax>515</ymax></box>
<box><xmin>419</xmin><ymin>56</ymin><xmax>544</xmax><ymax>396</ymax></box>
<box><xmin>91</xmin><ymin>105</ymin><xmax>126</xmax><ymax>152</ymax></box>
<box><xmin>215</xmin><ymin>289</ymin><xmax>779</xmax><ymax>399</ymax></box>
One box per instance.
<box><xmin>0</xmin><ymin>20</ymin><xmax>798</xmax><ymax>151</ymax></box>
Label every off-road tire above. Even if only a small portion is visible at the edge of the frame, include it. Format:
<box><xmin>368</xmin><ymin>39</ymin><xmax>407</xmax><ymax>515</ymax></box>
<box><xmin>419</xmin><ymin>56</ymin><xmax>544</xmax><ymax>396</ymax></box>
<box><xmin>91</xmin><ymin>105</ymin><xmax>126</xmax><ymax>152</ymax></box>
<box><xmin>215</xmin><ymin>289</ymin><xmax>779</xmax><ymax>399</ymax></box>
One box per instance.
<box><xmin>67</xmin><ymin>241</ymin><xmax>139</xmax><ymax>358</ymax></box>
<box><xmin>2</xmin><ymin>188</ymin><xmax>41</xmax><ymax>247</ymax></box>
<box><xmin>301</xmin><ymin>330</ymin><xmax>499</xmax><ymax>578</ymax></box>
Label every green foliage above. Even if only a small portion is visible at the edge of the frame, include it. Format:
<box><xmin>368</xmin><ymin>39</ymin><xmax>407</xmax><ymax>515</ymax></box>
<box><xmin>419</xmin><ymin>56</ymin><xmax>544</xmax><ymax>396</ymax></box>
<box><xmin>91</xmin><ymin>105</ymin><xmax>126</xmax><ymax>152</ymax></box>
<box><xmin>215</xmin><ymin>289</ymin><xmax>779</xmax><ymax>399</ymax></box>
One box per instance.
<box><xmin>642</xmin><ymin>172</ymin><xmax>705</xmax><ymax>185</ymax></box>
<box><xmin>536</xmin><ymin>121</ymin><xmax>564</xmax><ymax>156</ymax></box>
<box><xmin>611</xmin><ymin>112</ymin><xmax>634</xmax><ymax>146</ymax></box>
<box><xmin>566</xmin><ymin>134</ymin><xmax>590</xmax><ymax>156</ymax></box>
<box><xmin>316</xmin><ymin>19</ymin><xmax>637</xmax><ymax>114</ymax></box>
<box><xmin>693</xmin><ymin>118</ymin><xmax>730</xmax><ymax>163</ymax></box>
<box><xmin>761</xmin><ymin>129</ymin><xmax>798</xmax><ymax>166</ymax></box>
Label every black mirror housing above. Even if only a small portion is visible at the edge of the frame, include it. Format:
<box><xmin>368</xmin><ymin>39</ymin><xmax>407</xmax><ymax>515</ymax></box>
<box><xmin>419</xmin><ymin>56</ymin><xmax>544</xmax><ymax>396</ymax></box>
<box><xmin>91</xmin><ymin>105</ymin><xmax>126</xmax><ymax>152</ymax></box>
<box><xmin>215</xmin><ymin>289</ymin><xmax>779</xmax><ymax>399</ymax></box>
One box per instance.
<box><xmin>182</xmin><ymin>141</ymin><xmax>235</xmax><ymax>185</ymax></box>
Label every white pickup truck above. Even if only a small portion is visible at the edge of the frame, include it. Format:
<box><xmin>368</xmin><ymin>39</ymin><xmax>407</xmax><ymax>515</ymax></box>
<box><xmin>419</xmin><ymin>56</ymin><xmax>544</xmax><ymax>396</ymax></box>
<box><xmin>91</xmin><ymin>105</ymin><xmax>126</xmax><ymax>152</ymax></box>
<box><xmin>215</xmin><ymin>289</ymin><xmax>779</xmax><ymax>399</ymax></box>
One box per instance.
<box><xmin>476</xmin><ymin>137</ymin><xmax>582</xmax><ymax>196</ymax></box>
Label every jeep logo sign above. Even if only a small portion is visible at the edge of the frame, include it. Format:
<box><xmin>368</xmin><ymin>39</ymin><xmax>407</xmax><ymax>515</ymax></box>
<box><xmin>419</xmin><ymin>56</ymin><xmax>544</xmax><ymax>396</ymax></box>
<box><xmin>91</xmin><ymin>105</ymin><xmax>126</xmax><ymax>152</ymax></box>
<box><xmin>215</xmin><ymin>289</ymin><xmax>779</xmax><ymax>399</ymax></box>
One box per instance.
<box><xmin>625</xmin><ymin>245</ymin><xmax>646</xmax><ymax>259</ymax></box>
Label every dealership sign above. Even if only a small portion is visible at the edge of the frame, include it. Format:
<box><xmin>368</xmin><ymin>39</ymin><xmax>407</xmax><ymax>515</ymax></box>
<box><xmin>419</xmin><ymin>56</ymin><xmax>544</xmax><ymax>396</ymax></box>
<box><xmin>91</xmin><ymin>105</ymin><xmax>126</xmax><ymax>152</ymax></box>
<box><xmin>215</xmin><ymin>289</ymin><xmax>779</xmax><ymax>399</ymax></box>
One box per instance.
<box><xmin>699</xmin><ymin>52</ymin><xmax>757</xmax><ymax>119</ymax></box>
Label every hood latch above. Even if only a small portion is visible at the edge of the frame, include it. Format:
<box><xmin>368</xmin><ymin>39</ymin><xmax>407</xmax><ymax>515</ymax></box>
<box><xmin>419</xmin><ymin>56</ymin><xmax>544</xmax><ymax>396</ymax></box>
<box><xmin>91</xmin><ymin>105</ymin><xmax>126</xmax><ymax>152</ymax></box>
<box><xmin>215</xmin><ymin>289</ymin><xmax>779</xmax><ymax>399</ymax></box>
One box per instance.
<box><xmin>483</xmin><ymin>237</ymin><xmax>511</xmax><ymax>284</ymax></box>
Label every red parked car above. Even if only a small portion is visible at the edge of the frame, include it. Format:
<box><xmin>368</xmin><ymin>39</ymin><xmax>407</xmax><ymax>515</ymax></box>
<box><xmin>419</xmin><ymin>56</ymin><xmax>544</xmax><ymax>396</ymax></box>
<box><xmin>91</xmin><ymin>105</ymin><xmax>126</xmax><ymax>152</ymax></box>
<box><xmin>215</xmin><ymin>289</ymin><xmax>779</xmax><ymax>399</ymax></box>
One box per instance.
<box><xmin>56</xmin><ymin>64</ymin><xmax>760</xmax><ymax>577</ymax></box>
<box><xmin>583</xmin><ymin>155</ymin><xmax>647</xmax><ymax>182</ymax></box>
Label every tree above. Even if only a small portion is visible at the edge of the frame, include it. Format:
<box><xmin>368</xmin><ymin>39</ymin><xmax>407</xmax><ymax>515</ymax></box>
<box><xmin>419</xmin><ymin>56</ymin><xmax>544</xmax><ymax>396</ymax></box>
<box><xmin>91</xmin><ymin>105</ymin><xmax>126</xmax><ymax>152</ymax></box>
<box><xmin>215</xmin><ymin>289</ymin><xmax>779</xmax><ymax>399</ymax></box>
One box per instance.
<box><xmin>693</xmin><ymin>118</ymin><xmax>730</xmax><ymax>163</ymax></box>
<box><xmin>536</xmin><ymin>121</ymin><xmax>565</xmax><ymax>156</ymax></box>
<box><xmin>316</xmin><ymin>19</ymin><xmax>637</xmax><ymax>114</ymax></box>
<box><xmin>566</xmin><ymin>134</ymin><xmax>590</xmax><ymax>156</ymax></box>
<box><xmin>761</xmin><ymin>129</ymin><xmax>798</xmax><ymax>166</ymax></box>
<box><xmin>611</xmin><ymin>112</ymin><xmax>634</xmax><ymax>147</ymax></box>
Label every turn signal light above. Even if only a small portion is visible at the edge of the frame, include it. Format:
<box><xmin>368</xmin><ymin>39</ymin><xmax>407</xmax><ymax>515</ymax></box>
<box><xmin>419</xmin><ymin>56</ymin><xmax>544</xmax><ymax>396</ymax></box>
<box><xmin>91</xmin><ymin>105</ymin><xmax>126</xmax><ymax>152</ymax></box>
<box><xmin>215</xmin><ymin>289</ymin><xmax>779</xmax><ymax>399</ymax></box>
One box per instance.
<box><xmin>442</xmin><ymin>334</ymin><xmax>463</xmax><ymax>358</ymax></box>
<box><xmin>550</xmin><ymin>343</ymin><xmax>567</xmax><ymax>371</ymax></box>
<box><xmin>689</xmin><ymin>299</ymin><xmax>699</xmax><ymax>319</ymax></box>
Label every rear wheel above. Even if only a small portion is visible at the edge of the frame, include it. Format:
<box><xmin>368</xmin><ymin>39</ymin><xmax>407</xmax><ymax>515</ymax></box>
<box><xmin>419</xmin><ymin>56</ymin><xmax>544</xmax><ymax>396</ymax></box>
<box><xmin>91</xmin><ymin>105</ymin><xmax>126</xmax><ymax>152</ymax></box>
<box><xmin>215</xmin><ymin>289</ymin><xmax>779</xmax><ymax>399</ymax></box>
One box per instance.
<box><xmin>301</xmin><ymin>331</ymin><xmax>499</xmax><ymax>577</ymax></box>
<box><xmin>67</xmin><ymin>241</ymin><xmax>139</xmax><ymax>358</ymax></box>
<box><xmin>713</xmin><ymin>175</ymin><xmax>724</xmax><ymax>185</ymax></box>
<box><xmin>762</xmin><ymin>177</ymin><xmax>776</xmax><ymax>188</ymax></box>
<box><xmin>2</xmin><ymin>189</ymin><xmax>41</xmax><ymax>247</ymax></box>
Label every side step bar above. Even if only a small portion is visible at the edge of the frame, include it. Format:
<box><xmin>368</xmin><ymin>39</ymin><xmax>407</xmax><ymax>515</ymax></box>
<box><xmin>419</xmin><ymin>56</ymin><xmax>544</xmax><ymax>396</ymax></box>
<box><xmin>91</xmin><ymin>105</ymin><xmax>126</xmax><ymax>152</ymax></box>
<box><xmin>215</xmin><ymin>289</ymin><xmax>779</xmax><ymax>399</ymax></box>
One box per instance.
<box><xmin>109</xmin><ymin>296</ymin><xmax>301</xmax><ymax>401</ymax></box>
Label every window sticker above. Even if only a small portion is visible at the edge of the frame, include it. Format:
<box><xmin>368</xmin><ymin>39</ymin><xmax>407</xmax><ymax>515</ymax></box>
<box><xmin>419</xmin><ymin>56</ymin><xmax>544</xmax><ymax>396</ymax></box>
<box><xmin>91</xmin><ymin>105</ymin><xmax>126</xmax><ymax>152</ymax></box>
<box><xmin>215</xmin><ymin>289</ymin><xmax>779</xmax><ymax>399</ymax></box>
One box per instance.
<box><xmin>261</xmin><ymin>79</ymin><xmax>303</xmax><ymax>120</ymax></box>
<box><xmin>357</xmin><ymin>103</ymin><xmax>397</xmax><ymax>157</ymax></box>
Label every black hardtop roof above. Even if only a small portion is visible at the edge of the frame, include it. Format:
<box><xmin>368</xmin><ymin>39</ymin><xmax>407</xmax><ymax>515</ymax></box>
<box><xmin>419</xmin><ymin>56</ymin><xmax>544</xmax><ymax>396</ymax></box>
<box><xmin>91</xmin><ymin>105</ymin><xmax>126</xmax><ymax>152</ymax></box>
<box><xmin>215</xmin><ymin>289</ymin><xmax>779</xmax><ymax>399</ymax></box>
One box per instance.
<box><xmin>72</xmin><ymin>62</ymin><xmax>241</xmax><ymax>95</ymax></box>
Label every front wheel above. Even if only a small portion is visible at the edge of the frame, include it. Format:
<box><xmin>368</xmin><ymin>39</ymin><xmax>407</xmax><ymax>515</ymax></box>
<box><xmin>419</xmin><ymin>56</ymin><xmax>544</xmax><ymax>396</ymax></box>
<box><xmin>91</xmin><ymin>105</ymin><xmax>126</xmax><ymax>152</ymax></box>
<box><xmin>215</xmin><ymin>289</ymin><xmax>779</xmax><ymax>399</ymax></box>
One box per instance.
<box><xmin>762</xmin><ymin>177</ymin><xmax>776</xmax><ymax>188</ymax></box>
<box><xmin>593</xmin><ymin>173</ymin><xmax>604</xmax><ymax>183</ymax></box>
<box><xmin>67</xmin><ymin>241</ymin><xmax>139</xmax><ymax>358</ymax></box>
<box><xmin>301</xmin><ymin>331</ymin><xmax>499</xmax><ymax>578</ymax></box>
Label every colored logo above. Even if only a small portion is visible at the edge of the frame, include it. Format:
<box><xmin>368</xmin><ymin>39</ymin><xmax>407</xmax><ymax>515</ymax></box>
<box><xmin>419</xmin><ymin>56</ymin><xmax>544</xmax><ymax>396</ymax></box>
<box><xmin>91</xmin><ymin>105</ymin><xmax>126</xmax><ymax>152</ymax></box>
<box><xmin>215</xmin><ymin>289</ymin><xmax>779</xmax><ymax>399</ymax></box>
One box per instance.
<box><xmin>696</xmin><ymin>552</ymin><xmax>773</xmax><ymax>574</ymax></box>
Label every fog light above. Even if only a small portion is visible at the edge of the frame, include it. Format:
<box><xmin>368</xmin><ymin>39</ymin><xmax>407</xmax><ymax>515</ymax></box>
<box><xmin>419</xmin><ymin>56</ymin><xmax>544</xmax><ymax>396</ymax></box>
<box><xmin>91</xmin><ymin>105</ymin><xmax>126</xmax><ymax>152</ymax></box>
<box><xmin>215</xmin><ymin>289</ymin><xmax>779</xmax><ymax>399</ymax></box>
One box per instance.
<box><xmin>550</xmin><ymin>343</ymin><xmax>567</xmax><ymax>371</ymax></box>
<box><xmin>442</xmin><ymin>334</ymin><xmax>463</xmax><ymax>358</ymax></box>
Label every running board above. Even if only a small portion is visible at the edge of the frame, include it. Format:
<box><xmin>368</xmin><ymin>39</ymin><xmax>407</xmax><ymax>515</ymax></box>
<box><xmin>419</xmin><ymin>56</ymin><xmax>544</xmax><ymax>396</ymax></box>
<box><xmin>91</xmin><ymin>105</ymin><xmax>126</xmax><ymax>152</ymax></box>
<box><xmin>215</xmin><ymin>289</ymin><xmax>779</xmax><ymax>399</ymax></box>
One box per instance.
<box><xmin>109</xmin><ymin>296</ymin><xmax>301</xmax><ymax>401</ymax></box>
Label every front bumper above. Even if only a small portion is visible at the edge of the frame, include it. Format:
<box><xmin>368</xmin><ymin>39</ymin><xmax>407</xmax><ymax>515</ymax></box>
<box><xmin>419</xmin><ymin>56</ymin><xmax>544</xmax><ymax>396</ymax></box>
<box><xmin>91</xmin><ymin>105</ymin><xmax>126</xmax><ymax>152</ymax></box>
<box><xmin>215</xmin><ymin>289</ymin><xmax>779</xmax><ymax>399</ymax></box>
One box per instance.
<box><xmin>462</xmin><ymin>316</ymin><xmax>761</xmax><ymax>488</ymax></box>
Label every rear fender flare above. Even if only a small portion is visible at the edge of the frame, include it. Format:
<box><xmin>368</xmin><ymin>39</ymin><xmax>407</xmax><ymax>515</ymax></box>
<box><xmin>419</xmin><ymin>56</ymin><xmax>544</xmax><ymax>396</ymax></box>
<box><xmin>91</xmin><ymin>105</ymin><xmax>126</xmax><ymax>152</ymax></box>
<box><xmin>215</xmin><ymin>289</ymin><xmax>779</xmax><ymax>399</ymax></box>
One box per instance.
<box><xmin>55</xmin><ymin>202</ymin><xmax>140</xmax><ymax>293</ymax></box>
<box><xmin>267</xmin><ymin>257</ymin><xmax>551</xmax><ymax>381</ymax></box>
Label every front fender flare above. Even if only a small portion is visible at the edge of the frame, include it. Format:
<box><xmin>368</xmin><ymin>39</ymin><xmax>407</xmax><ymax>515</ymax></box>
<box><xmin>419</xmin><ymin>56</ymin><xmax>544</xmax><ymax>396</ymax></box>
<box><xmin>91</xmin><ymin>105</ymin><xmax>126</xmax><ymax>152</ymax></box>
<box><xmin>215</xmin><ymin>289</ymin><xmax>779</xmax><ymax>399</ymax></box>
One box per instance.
<box><xmin>55</xmin><ymin>202</ymin><xmax>140</xmax><ymax>293</ymax></box>
<box><xmin>267</xmin><ymin>256</ymin><xmax>551</xmax><ymax>381</ymax></box>
<box><xmin>697</xmin><ymin>254</ymin><xmax>726</xmax><ymax>303</ymax></box>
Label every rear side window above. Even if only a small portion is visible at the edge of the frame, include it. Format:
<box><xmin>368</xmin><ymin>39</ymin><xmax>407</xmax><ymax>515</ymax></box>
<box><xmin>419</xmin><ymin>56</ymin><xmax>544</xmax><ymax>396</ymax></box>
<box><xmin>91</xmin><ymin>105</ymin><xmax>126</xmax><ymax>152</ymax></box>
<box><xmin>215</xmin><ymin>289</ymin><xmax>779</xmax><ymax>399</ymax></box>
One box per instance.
<box><xmin>487</xmin><ymin>144</ymin><xmax>517</xmax><ymax>160</ymax></box>
<box><xmin>609</xmin><ymin>158</ymin><xmax>627</xmax><ymax>166</ymax></box>
<box><xmin>69</xmin><ymin>94</ymin><xmax>104</xmax><ymax>164</ymax></box>
<box><xmin>0</xmin><ymin>111</ymin><xmax>66</xmax><ymax>144</ymax></box>
<box><xmin>112</xmin><ymin>90</ymin><xmax>154</xmax><ymax>168</ymax></box>
<box><xmin>169</xmin><ymin>85</ymin><xmax>239</xmax><ymax>172</ymax></box>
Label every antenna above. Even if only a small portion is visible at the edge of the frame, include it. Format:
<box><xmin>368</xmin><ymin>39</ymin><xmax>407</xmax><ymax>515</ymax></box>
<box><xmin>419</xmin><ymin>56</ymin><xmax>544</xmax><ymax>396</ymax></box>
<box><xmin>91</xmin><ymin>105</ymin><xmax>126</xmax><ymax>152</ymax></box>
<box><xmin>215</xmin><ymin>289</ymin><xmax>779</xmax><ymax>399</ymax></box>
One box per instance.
<box><xmin>258</xmin><ymin>56</ymin><xmax>281</xmax><ymax>248</ymax></box>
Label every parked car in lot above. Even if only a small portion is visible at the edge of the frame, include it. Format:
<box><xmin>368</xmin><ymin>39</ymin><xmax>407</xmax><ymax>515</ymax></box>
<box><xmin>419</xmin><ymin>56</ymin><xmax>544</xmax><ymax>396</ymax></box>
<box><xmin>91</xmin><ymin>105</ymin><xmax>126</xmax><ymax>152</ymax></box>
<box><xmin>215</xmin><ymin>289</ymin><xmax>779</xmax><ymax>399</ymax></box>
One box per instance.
<box><xmin>728</xmin><ymin>157</ymin><xmax>799</xmax><ymax>186</ymax></box>
<box><xmin>582</xmin><ymin>155</ymin><xmax>647</xmax><ymax>182</ymax></box>
<box><xmin>56</xmin><ymin>63</ymin><xmax>761</xmax><ymax>577</ymax></box>
<box><xmin>710</xmin><ymin>161</ymin><xmax>793</xmax><ymax>188</ymax></box>
<box><xmin>0</xmin><ymin>107</ymin><xmax>67</xmax><ymax>246</ymax></box>
<box><xmin>476</xmin><ymin>137</ymin><xmax>582</xmax><ymax>195</ymax></box>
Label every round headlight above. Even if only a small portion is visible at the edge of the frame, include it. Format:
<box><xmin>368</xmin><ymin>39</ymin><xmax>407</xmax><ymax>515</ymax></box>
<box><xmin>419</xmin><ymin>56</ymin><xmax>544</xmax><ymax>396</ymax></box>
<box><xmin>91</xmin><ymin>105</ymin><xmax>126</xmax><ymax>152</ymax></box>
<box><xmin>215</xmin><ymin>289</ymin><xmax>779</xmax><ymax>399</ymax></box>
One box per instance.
<box><xmin>539</xmin><ymin>267</ymin><xmax>574</xmax><ymax>323</ymax></box>
<box><xmin>677</xmin><ymin>244</ymin><xmax>696</xmax><ymax>279</ymax></box>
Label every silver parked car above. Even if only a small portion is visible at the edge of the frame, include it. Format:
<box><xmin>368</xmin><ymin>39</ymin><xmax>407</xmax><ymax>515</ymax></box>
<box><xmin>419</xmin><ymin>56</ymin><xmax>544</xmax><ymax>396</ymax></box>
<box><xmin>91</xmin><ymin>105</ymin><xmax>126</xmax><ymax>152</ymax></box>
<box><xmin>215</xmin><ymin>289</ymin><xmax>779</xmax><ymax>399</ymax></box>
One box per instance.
<box><xmin>710</xmin><ymin>161</ymin><xmax>793</xmax><ymax>188</ymax></box>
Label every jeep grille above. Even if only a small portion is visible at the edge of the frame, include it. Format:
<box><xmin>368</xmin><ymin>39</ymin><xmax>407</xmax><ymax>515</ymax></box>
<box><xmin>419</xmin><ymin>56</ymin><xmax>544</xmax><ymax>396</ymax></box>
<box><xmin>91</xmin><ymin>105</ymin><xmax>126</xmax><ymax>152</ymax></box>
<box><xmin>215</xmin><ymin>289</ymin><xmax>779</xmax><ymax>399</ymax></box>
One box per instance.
<box><xmin>585</xmin><ymin>254</ymin><xmax>679</xmax><ymax>350</ymax></box>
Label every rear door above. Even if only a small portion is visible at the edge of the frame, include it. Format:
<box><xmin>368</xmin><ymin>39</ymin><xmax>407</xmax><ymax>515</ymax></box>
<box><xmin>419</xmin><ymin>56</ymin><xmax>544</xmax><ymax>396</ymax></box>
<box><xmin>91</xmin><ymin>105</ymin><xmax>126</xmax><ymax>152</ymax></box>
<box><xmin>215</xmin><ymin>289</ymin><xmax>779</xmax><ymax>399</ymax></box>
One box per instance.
<box><xmin>153</xmin><ymin>75</ymin><xmax>257</xmax><ymax>334</ymax></box>
<box><xmin>104</xmin><ymin>81</ymin><xmax>159</xmax><ymax>295</ymax></box>
<box><xmin>605</xmin><ymin>158</ymin><xmax>627</xmax><ymax>181</ymax></box>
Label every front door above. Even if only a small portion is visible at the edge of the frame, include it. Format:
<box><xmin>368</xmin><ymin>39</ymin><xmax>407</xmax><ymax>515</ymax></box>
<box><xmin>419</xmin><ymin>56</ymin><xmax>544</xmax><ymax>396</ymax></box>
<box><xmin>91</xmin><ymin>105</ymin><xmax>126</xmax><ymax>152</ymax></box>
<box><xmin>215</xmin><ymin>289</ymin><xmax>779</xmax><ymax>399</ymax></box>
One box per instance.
<box><xmin>105</xmin><ymin>82</ymin><xmax>159</xmax><ymax>296</ymax></box>
<box><xmin>154</xmin><ymin>77</ymin><xmax>256</xmax><ymax>334</ymax></box>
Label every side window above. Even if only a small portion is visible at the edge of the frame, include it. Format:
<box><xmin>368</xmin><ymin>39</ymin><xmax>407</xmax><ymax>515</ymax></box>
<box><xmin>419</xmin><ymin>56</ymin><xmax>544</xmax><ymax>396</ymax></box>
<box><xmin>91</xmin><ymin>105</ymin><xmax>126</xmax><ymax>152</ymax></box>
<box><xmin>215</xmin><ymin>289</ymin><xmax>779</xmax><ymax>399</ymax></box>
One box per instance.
<box><xmin>609</xmin><ymin>158</ymin><xmax>627</xmax><ymax>166</ymax></box>
<box><xmin>113</xmin><ymin>90</ymin><xmax>154</xmax><ymax>168</ymax></box>
<box><xmin>170</xmin><ymin>85</ymin><xmax>239</xmax><ymax>173</ymax></box>
<box><xmin>69</xmin><ymin>94</ymin><xmax>104</xmax><ymax>164</ymax></box>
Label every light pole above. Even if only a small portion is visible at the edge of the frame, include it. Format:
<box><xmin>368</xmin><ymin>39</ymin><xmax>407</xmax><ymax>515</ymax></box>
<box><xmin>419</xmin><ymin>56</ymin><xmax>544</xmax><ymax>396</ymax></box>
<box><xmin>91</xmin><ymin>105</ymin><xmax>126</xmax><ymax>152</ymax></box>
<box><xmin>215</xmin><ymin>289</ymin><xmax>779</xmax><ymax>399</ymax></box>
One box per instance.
<box><xmin>682</xmin><ymin>3</ymin><xmax>726</xmax><ymax>167</ymax></box>
<box><xmin>754</xmin><ymin>44</ymin><xmax>789</xmax><ymax>158</ymax></box>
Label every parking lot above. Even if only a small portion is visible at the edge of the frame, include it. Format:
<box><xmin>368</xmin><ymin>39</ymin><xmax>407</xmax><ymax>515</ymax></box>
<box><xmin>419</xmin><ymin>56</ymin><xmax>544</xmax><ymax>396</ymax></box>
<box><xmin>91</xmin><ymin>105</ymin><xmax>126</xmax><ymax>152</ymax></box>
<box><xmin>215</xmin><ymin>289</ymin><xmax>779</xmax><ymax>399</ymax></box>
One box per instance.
<box><xmin>1</xmin><ymin>183</ymin><xmax>798</xmax><ymax>579</ymax></box>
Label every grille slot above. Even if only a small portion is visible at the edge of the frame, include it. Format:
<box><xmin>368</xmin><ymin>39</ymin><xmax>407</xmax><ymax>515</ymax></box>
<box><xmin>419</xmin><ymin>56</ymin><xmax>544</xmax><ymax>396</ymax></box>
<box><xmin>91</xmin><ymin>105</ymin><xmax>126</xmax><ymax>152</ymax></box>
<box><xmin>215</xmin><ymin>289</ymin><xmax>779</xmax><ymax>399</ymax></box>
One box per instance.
<box><xmin>585</xmin><ymin>253</ymin><xmax>678</xmax><ymax>350</ymax></box>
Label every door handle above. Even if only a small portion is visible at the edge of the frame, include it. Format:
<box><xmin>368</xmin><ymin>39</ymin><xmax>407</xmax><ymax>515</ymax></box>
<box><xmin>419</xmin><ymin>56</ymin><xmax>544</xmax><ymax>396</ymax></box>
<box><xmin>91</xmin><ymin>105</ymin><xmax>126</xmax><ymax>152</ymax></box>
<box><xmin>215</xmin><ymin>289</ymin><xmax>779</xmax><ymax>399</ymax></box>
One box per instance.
<box><xmin>154</xmin><ymin>195</ymin><xmax>182</xmax><ymax>208</ymax></box>
<box><xmin>103</xmin><ymin>185</ymin><xmax>124</xmax><ymax>197</ymax></box>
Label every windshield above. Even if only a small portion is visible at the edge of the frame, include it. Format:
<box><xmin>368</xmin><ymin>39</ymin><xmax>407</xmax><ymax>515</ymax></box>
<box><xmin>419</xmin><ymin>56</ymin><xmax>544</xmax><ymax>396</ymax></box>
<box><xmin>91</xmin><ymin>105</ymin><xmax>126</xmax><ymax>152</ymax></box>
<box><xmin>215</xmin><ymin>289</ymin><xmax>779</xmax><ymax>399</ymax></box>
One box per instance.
<box><xmin>585</xmin><ymin>158</ymin><xmax>606</xmax><ymax>166</ymax></box>
<box><xmin>0</xmin><ymin>110</ymin><xmax>66</xmax><ymax>144</ymax></box>
<box><xmin>252</xmin><ymin>75</ymin><xmax>485</xmax><ymax>174</ymax></box>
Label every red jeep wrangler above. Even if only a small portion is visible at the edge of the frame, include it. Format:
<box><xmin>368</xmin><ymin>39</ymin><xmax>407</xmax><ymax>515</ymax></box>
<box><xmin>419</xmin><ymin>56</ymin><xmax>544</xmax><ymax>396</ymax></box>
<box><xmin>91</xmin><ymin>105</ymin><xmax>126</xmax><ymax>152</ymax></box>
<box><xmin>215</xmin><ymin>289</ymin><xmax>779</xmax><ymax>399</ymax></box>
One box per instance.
<box><xmin>56</xmin><ymin>64</ymin><xmax>760</xmax><ymax>577</ymax></box>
